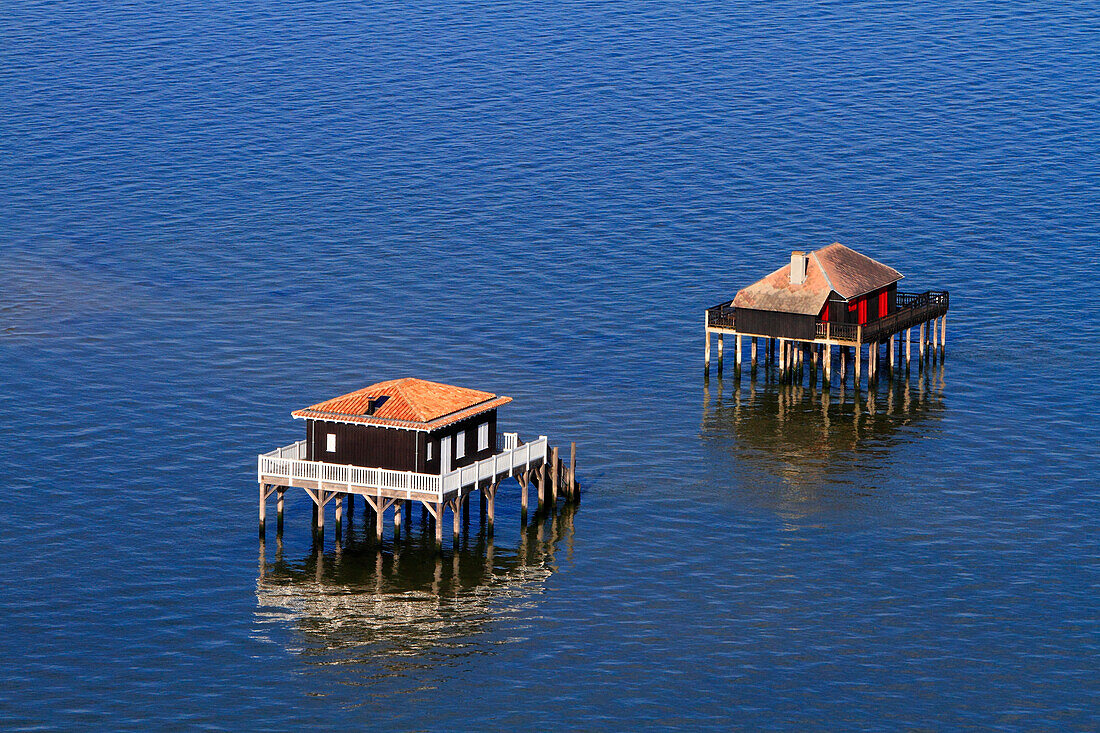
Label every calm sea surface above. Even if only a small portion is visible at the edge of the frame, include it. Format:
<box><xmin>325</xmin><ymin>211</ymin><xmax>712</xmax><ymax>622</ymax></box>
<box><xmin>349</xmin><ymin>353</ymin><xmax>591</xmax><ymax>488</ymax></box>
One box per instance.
<box><xmin>2</xmin><ymin>1</ymin><xmax>1099</xmax><ymax>729</ymax></box>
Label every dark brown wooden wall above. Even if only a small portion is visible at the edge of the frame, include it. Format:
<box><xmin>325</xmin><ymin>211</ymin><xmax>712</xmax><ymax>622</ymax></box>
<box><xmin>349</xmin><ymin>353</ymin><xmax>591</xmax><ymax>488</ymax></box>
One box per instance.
<box><xmin>305</xmin><ymin>409</ymin><xmax>497</xmax><ymax>474</ymax></box>
<box><xmin>734</xmin><ymin>307</ymin><xmax>816</xmax><ymax>339</ymax></box>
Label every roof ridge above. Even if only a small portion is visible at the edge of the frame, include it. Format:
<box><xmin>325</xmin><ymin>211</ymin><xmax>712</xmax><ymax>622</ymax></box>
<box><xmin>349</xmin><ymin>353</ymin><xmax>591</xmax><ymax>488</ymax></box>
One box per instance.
<box><xmin>390</xmin><ymin>378</ymin><xmax>428</xmax><ymax>423</ymax></box>
<box><xmin>811</xmin><ymin>250</ymin><xmax>837</xmax><ymax>296</ymax></box>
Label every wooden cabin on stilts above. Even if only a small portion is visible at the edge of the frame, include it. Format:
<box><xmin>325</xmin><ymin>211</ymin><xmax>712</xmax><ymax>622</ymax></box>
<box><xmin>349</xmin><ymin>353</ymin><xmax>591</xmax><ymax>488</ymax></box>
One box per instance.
<box><xmin>258</xmin><ymin>378</ymin><xmax>577</xmax><ymax>549</ymax></box>
<box><xmin>705</xmin><ymin>243</ymin><xmax>948</xmax><ymax>389</ymax></box>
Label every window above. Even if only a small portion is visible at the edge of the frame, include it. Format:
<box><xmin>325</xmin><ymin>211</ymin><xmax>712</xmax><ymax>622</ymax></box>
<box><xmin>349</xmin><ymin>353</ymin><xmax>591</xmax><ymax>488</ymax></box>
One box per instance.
<box><xmin>477</xmin><ymin>422</ymin><xmax>489</xmax><ymax>451</ymax></box>
<box><xmin>427</xmin><ymin>440</ymin><xmax>434</xmax><ymax>461</ymax></box>
<box><xmin>454</xmin><ymin>430</ymin><xmax>465</xmax><ymax>459</ymax></box>
<box><xmin>326</xmin><ymin>433</ymin><xmax>336</xmax><ymax>452</ymax></box>
<box><xmin>878</xmin><ymin>291</ymin><xmax>888</xmax><ymax>318</ymax></box>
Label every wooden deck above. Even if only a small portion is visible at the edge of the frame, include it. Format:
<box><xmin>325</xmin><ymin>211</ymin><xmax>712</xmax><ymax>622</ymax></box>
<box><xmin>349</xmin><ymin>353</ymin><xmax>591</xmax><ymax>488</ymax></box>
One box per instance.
<box><xmin>258</xmin><ymin>432</ymin><xmax>576</xmax><ymax>546</ymax></box>
<box><xmin>706</xmin><ymin>290</ymin><xmax>949</xmax><ymax>346</ymax></box>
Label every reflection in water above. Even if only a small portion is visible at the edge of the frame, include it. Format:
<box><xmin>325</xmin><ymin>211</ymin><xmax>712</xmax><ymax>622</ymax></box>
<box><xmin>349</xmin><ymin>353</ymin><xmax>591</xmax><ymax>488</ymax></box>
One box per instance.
<box><xmin>253</xmin><ymin>504</ymin><xmax>577</xmax><ymax>673</ymax></box>
<box><xmin>702</xmin><ymin>364</ymin><xmax>947</xmax><ymax>515</ymax></box>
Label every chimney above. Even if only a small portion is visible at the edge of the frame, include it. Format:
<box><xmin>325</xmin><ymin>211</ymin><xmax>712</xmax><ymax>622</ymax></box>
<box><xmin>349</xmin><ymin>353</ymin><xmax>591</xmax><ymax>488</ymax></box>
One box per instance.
<box><xmin>364</xmin><ymin>397</ymin><xmax>378</xmax><ymax>416</ymax></box>
<box><xmin>790</xmin><ymin>251</ymin><xmax>808</xmax><ymax>285</ymax></box>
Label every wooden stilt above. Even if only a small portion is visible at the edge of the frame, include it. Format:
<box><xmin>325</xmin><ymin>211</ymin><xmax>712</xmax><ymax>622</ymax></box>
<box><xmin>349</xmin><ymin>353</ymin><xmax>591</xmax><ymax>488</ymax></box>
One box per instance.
<box><xmin>550</xmin><ymin>446</ymin><xmax>560</xmax><ymax>506</ymax></box>
<box><xmin>374</xmin><ymin>496</ymin><xmax>384</xmax><ymax>541</ymax></box>
<box><xmin>393</xmin><ymin>498</ymin><xmax>402</xmax><ymax>537</ymax></box>
<box><xmin>538</xmin><ymin>461</ymin><xmax>547</xmax><ymax>511</ymax></box>
<box><xmin>931</xmin><ymin>318</ymin><xmax>938</xmax><ymax>363</ymax></box>
<box><xmin>276</xmin><ymin>488</ymin><xmax>285</xmax><ymax>533</ymax></box>
<box><xmin>940</xmin><ymin>314</ymin><xmax>947</xmax><ymax>356</ymax></box>
<box><xmin>840</xmin><ymin>346</ymin><xmax>848</xmax><ymax>382</ymax></box>
<box><xmin>823</xmin><ymin>342</ymin><xmax>832</xmax><ymax>388</ymax></box>
<box><xmin>487</xmin><ymin>483</ymin><xmax>496</xmax><ymax>533</ymax></box>
<box><xmin>751</xmin><ymin>337</ymin><xmax>758</xmax><ymax>369</ymax></box>
<box><xmin>888</xmin><ymin>335</ymin><xmax>895</xmax><ymax>376</ymax></box>
<box><xmin>434</xmin><ymin>501</ymin><xmax>443</xmax><ymax>546</ymax></box>
<box><xmin>906</xmin><ymin>327</ymin><xmax>912</xmax><ymax>368</ymax></box>
<box><xmin>569</xmin><ymin>442</ymin><xmax>577</xmax><ymax>499</ymax></box>
<box><xmin>335</xmin><ymin>494</ymin><xmax>343</xmax><ymax>534</ymax></box>
<box><xmin>716</xmin><ymin>333</ymin><xmax>724</xmax><ymax>375</ymax></box>
<box><xmin>919</xmin><ymin>322</ymin><xmax>926</xmax><ymax>365</ymax></box>
<box><xmin>854</xmin><ymin>343</ymin><xmax>862</xmax><ymax>389</ymax></box>
<box><xmin>520</xmin><ymin>470</ymin><xmax>529</xmax><ymax>516</ymax></box>
<box><xmin>735</xmin><ymin>334</ymin><xmax>742</xmax><ymax>376</ymax></box>
<box><xmin>452</xmin><ymin>498</ymin><xmax>461</xmax><ymax>540</ymax></box>
<box><xmin>705</xmin><ymin>327</ymin><xmax>711</xmax><ymax>373</ymax></box>
<box><xmin>778</xmin><ymin>339</ymin><xmax>786</xmax><ymax>381</ymax></box>
<box><xmin>259</xmin><ymin>484</ymin><xmax>267</xmax><ymax>535</ymax></box>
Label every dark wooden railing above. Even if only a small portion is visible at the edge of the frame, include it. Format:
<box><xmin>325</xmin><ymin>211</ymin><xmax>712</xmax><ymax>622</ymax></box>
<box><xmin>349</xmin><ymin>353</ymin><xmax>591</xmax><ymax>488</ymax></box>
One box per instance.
<box><xmin>710</xmin><ymin>291</ymin><xmax>948</xmax><ymax>343</ymax></box>
<box><xmin>816</xmin><ymin>291</ymin><xmax>949</xmax><ymax>343</ymax></box>
<box><xmin>706</xmin><ymin>301</ymin><xmax>736</xmax><ymax>329</ymax></box>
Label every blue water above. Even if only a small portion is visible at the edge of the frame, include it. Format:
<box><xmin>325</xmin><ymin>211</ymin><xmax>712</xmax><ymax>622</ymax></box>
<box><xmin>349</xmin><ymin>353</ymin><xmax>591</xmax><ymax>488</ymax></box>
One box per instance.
<box><xmin>2</xmin><ymin>1</ymin><xmax>1099</xmax><ymax>729</ymax></box>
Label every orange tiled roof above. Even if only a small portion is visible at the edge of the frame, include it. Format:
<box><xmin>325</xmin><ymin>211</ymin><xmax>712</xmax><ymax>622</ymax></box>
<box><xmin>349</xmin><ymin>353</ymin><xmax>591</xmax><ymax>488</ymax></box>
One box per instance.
<box><xmin>291</xmin><ymin>378</ymin><xmax>512</xmax><ymax>430</ymax></box>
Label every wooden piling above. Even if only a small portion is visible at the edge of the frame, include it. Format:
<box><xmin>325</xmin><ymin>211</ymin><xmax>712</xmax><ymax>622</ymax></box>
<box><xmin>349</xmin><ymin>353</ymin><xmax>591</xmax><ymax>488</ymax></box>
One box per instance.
<box><xmin>393</xmin><ymin>499</ymin><xmax>402</xmax><ymax>537</ymax></box>
<box><xmin>735</xmin><ymin>335</ymin><xmax>743</xmax><ymax>375</ymax></box>
<box><xmin>550</xmin><ymin>446</ymin><xmax>560</xmax><ymax>506</ymax></box>
<box><xmin>434</xmin><ymin>501</ymin><xmax>443</xmax><ymax>546</ymax></box>
<box><xmin>854</xmin><ymin>344</ymin><xmax>862</xmax><ymax>388</ymax></box>
<box><xmin>487</xmin><ymin>483</ymin><xmax>496</xmax><ymax>533</ymax></box>
<box><xmin>276</xmin><ymin>488</ymin><xmax>284</xmax><ymax>533</ymax></box>
<box><xmin>906</xmin><ymin>327</ymin><xmax>912</xmax><ymax>368</ymax></box>
<box><xmin>704</xmin><ymin>326</ymin><xmax>711</xmax><ymax>372</ymax></box>
<box><xmin>940</xmin><ymin>314</ymin><xmax>947</xmax><ymax>356</ymax></box>
<box><xmin>538</xmin><ymin>461</ymin><xmax>547</xmax><ymax>511</ymax></box>
<box><xmin>569</xmin><ymin>441</ymin><xmax>577</xmax><ymax>500</ymax></box>
<box><xmin>374</xmin><ymin>497</ymin><xmax>383</xmax><ymax>541</ymax></box>
<box><xmin>259</xmin><ymin>484</ymin><xmax>267</xmax><ymax>535</ymax></box>
<box><xmin>751</xmin><ymin>337</ymin><xmax>758</xmax><ymax>369</ymax></box>
<box><xmin>823</xmin><ymin>342</ymin><xmax>832</xmax><ymax>388</ymax></box>
<box><xmin>335</xmin><ymin>494</ymin><xmax>343</xmax><ymax>535</ymax></box>
<box><xmin>919</xmin><ymin>322</ymin><xmax>926</xmax><ymax>365</ymax></box>
<box><xmin>716</xmin><ymin>333</ymin><xmax>724</xmax><ymax>374</ymax></box>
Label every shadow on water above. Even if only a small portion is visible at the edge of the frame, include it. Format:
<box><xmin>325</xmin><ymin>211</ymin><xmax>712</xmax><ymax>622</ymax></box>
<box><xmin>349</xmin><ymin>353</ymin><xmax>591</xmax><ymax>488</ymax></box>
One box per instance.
<box><xmin>253</xmin><ymin>503</ymin><xmax>578</xmax><ymax>671</ymax></box>
<box><xmin>701</xmin><ymin>362</ymin><xmax>947</xmax><ymax>515</ymax></box>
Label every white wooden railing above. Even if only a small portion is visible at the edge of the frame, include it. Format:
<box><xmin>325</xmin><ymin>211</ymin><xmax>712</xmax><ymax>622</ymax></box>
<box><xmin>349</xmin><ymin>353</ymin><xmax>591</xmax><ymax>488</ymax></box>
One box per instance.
<box><xmin>258</xmin><ymin>433</ymin><xmax>547</xmax><ymax>499</ymax></box>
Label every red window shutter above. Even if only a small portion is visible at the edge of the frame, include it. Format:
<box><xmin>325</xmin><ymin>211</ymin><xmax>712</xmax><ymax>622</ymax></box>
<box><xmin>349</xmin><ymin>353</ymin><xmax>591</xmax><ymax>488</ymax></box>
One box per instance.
<box><xmin>858</xmin><ymin>298</ymin><xmax>867</xmax><ymax>324</ymax></box>
<box><xmin>820</xmin><ymin>303</ymin><xmax>830</xmax><ymax>322</ymax></box>
<box><xmin>879</xmin><ymin>291</ymin><xmax>887</xmax><ymax>318</ymax></box>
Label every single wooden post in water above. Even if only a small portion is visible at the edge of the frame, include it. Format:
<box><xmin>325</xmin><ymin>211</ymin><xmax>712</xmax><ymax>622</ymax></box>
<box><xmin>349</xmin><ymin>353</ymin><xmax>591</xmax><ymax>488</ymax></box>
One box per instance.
<box><xmin>434</xmin><ymin>501</ymin><xmax>444</xmax><ymax>546</ymax></box>
<box><xmin>823</xmin><ymin>342</ymin><xmax>832</xmax><ymax>388</ymax></box>
<box><xmin>777</xmin><ymin>339</ymin><xmax>787</xmax><ymax>381</ymax></box>
<box><xmin>905</xmin><ymin>327</ymin><xmax>912</xmax><ymax>369</ymax></box>
<box><xmin>919</xmin><ymin>322</ymin><xmax>926</xmax><ymax>366</ymax></box>
<box><xmin>259</xmin><ymin>484</ymin><xmax>267</xmax><ymax>536</ymax></box>
<box><xmin>569</xmin><ymin>441</ymin><xmax>577</xmax><ymax>500</ymax></box>
<box><xmin>393</xmin><ymin>498</ymin><xmax>402</xmax><ymax>537</ymax></box>
<box><xmin>452</xmin><ymin>498</ymin><xmax>461</xmax><ymax>541</ymax></box>
<box><xmin>487</xmin><ymin>482</ymin><xmax>497</xmax><ymax>533</ymax></box>
<box><xmin>520</xmin><ymin>470</ymin><xmax>529</xmax><ymax>519</ymax></box>
<box><xmin>735</xmin><ymin>334</ymin><xmax>743</xmax><ymax>376</ymax></box>
<box><xmin>940</xmin><ymin>314</ymin><xmax>947</xmax><ymax>356</ymax></box>
<box><xmin>276</xmin><ymin>488</ymin><xmax>285</xmax><ymax>534</ymax></box>
<box><xmin>704</xmin><ymin>326</ymin><xmax>711</xmax><ymax>373</ymax></box>
<box><xmin>550</xmin><ymin>446</ymin><xmax>560</xmax><ymax>506</ymax></box>
<box><xmin>839</xmin><ymin>346</ymin><xmax>847</xmax><ymax>383</ymax></box>
<box><xmin>374</xmin><ymin>497</ymin><xmax>384</xmax><ymax>541</ymax></box>
<box><xmin>854</xmin><ymin>343</ymin><xmax>862</xmax><ymax>389</ymax></box>
<box><xmin>538</xmin><ymin>462</ymin><xmax>547</xmax><ymax>511</ymax></box>
<box><xmin>716</xmin><ymin>333</ymin><xmax>724</xmax><ymax>375</ymax></box>
<box><xmin>751</xmin><ymin>337</ymin><xmax>758</xmax><ymax>369</ymax></box>
<box><xmin>888</xmin><ymin>335</ymin><xmax>895</xmax><ymax>376</ymax></box>
<box><xmin>335</xmin><ymin>494</ymin><xmax>343</xmax><ymax>536</ymax></box>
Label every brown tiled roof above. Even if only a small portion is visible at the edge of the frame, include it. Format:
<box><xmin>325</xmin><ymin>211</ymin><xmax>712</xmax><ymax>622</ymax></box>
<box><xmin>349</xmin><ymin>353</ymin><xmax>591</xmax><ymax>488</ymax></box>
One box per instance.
<box><xmin>732</xmin><ymin>243</ymin><xmax>903</xmax><ymax>315</ymax></box>
<box><xmin>292</xmin><ymin>378</ymin><xmax>512</xmax><ymax>430</ymax></box>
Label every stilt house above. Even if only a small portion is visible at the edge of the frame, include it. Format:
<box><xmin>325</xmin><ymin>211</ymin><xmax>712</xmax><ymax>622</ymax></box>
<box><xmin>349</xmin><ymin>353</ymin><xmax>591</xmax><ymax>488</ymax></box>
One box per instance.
<box><xmin>258</xmin><ymin>377</ymin><xmax>574</xmax><ymax>547</ymax></box>
<box><xmin>705</xmin><ymin>243</ymin><xmax>948</xmax><ymax>385</ymax></box>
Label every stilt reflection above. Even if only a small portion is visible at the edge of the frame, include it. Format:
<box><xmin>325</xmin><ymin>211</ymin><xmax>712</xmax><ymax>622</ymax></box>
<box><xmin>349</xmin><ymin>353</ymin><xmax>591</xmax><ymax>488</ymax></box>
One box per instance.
<box><xmin>253</xmin><ymin>503</ymin><xmax>578</xmax><ymax>670</ymax></box>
